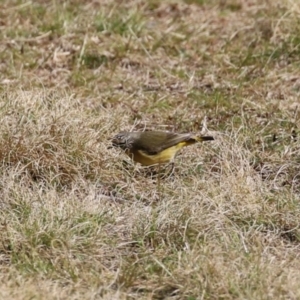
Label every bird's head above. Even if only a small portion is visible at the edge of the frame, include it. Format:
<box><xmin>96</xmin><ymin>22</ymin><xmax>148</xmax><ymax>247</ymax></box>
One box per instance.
<box><xmin>111</xmin><ymin>132</ymin><xmax>133</xmax><ymax>150</ymax></box>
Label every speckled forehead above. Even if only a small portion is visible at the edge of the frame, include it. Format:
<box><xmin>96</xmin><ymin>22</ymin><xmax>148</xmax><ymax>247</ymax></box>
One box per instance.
<box><xmin>113</xmin><ymin>132</ymin><xmax>130</xmax><ymax>143</ymax></box>
<box><xmin>119</xmin><ymin>133</ymin><xmax>126</xmax><ymax>139</ymax></box>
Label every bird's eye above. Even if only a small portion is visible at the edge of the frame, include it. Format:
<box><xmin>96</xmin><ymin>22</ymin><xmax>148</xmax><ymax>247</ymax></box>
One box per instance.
<box><xmin>116</xmin><ymin>135</ymin><xmax>125</xmax><ymax>144</ymax></box>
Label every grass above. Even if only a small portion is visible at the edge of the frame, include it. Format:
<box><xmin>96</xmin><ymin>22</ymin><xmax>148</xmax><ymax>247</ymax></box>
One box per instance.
<box><xmin>0</xmin><ymin>0</ymin><xmax>300</xmax><ymax>299</ymax></box>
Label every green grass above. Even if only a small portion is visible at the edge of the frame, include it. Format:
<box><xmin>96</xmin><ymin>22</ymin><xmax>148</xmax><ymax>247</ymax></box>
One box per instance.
<box><xmin>0</xmin><ymin>0</ymin><xmax>300</xmax><ymax>299</ymax></box>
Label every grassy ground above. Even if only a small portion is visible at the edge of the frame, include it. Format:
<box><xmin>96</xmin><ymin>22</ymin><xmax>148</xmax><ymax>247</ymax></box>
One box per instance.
<box><xmin>1</xmin><ymin>0</ymin><xmax>300</xmax><ymax>299</ymax></box>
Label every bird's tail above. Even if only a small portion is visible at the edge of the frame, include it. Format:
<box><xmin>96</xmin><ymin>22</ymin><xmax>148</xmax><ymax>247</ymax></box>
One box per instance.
<box><xmin>195</xmin><ymin>136</ymin><xmax>214</xmax><ymax>142</ymax></box>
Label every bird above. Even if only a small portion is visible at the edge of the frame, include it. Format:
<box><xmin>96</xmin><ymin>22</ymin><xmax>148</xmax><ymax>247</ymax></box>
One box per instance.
<box><xmin>111</xmin><ymin>130</ymin><xmax>214</xmax><ymax>166</ymax></box>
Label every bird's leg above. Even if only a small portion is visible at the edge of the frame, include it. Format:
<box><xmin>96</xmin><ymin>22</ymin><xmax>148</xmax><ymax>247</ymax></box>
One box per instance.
<box><xmin>170</xmin><ymin>161</ymin><xmax>175</xmax><ymax>175</ymax></box>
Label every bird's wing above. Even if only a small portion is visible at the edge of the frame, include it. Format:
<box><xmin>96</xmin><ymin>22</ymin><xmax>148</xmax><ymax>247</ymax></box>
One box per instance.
<box><xmin>133</xmin><ymin>131</ymin><xmax>193</xmax><ymax>155</ymax></box>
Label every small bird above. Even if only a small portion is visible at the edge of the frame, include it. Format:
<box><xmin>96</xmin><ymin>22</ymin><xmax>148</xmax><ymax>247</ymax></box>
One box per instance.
<box><xmin>111</xmin><ymin>130</ymin><xmax>214</xmax><ymax>166</ymax></box>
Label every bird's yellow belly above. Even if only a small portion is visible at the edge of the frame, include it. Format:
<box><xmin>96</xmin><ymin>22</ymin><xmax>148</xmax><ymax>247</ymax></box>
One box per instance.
<box><xmin>126</xmin><ymin>142</ymin><xmax>188</xmax><ymax>166</ymax></box>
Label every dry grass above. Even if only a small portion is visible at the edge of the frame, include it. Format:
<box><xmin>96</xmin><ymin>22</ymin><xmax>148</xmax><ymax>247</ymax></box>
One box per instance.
<box><xmin>1</xmin><ymin>0</ymin><xmax>300</xmax><ymax>299</ymax></box>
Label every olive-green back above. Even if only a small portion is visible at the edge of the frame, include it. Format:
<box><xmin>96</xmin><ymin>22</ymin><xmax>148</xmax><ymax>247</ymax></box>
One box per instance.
<box><xmin>130</xmin><ymin>131</ymin><xmax>194</xmax><ymax>155</ymax></box>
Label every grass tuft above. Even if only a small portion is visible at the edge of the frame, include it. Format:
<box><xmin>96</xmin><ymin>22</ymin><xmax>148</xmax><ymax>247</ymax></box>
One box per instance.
<box><xmin>1</xmin><ymin>0</ymin><xmax>300</xmax><ymax>298</ymax></box>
